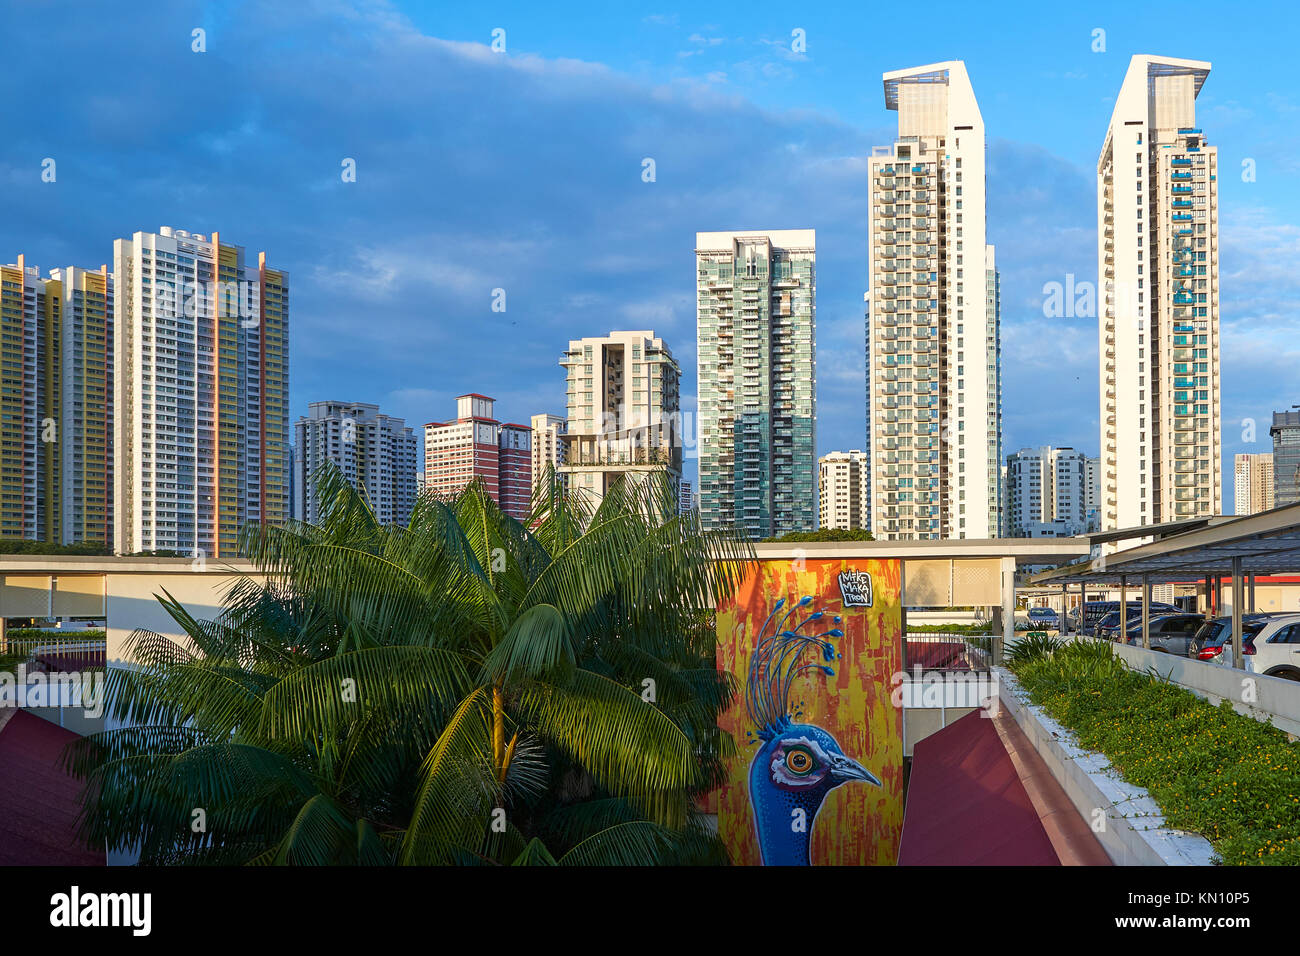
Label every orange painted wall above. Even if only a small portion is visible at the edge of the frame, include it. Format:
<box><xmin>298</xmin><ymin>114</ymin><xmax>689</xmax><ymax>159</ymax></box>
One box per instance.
<box><xmin>716</xmin><ymin>558</ymin><xmax>904</xmax><ymax>865</ymax></box>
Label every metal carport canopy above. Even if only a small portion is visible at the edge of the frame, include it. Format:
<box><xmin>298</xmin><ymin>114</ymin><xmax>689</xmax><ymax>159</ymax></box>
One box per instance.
<box><xmin>1029</xmin><ymin>502</ymin><xmax>1300</xmax><ymax>585</ymax></box>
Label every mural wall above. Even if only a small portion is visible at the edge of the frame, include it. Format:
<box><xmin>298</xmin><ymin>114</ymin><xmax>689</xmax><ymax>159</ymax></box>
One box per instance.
<box><xmin>715</xmin><ymin>558</ymin><xmax>904</xmax><ymax>865</ymax></box>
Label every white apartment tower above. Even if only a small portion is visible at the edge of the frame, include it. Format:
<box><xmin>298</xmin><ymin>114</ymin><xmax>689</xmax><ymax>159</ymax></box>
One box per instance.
<box><xmin>866</xmin><ymin>61</ymin><xmax>1001</xmax><ymax>540</ymax></box>
<box><xmin>531</xmin><ymin>412</ymin><xmax>567</xmax><ymax>500</ymax></box>
<box><xmin>113</xmin><ymin>227</ymin><xmax>290</xmax><ymax>557</ymax></box>
<box><xmin>1234</xmin><ymin>453</ymin><xmax>1274</xmax><ymax>516</ymax></box>
<box><xmin>1098</xmin><ymin>56</ymin><xmax>1222</xmax><ymax>538</ymax></box>
<box><xmin>819</xmin><ymin>451</ymin><xmax>870</xmax><ymax>531</ymax></box>
<box><xmin>294</xmin><ymin>401</ymin><xmax>418</xmax><ymax>526</ymax></box>
<box><xmin>1004</xmin><ymin>446</ymin><xmax>1099</xmax><ymax>537</ymax></box>
<box><xmin>558</xmin><ymin>330</ymin><xmax>681</xmax><ymax>508</ymax></box>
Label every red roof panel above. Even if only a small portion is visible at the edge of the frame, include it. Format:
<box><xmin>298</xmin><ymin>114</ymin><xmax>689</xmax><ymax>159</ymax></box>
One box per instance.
<box><xmin>899</xmin><ymin>709</ymin><xmax>1060</xmax><ymax>866</ymax></box>
<box><xmin>0</xmin><ymin>711</ymin><xmax>105</xmax><ymax>866</ymax></box>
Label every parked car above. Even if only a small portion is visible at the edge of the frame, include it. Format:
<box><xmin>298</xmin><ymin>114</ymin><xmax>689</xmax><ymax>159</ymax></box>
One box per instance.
<box><xmin>1240</xmin><ymin>614</ymin><xmax>1300</xmax><ymax>680</ymax></box>
<box><xmin>1188</xmin><ymin>614</ymin><xmax>1273</xmax><ymax>666</ymax></box>
<box><xmin>1026</xmin><ymin>607</ymin><xmax>1059</xmax><ymax>629</ymax></box>
<box><xmin>1117</xmin><ymin>614</ymin><xmax>1208</xmax><ymax>656</ymax></box>
<box><xmin>1091</xmin><ymin>602</ymin><xmax>1183</xmax><ymax>638</ymax></box>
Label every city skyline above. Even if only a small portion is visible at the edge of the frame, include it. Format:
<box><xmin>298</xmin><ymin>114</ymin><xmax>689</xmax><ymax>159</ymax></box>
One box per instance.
<box><xmin>4</xmin><ymin>2</ymin><xmax>1297</xmax><ymax>515</ymax></box>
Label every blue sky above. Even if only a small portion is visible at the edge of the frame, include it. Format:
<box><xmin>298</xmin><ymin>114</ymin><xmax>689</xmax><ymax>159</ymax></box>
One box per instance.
<box><xmin>3</xmin><ymin>0</ymin><xmax>1298</xmax><ymax>508</ymax></box>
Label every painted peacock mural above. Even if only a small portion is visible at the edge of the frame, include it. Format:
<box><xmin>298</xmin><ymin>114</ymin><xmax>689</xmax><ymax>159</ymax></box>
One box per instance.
<box><xmin>743</xmin><ymin>595</ymin><xmax>881</xmax><ymax>866</ymax></box>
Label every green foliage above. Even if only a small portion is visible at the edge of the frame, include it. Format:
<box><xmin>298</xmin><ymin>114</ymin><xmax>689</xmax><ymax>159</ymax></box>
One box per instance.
<box><xmin>760</xmin><ymin>528</ymin><xmax>874</xmax><ymax>543</ymax></box>
<box><xmin>1010</xmin><ymin>640</ymin><xmax>1300</xmax><ymax>864</ymax></box>
<box><xmin>0</xmin><ymin>540</ymin><xmax>110</xmax><ymax>556</ymax></box>
<box><xmin>5</xmin><ymin>628</ymin><xmax>105</xmax><ymax>642</ymax></box>
<box><xmin>66</xmin><ymin>463</ymin><xmax>754</xmax><ymax>865</ymax></box>
<box><xmin>907</xmin><ymin>622</ymin><xmax>993</xmax><ymax>635</ymax></box>
<box><xmin>1003</xmin><ymin>632</ymin><xmax>1064</xmax><ymax>666</ymax></box>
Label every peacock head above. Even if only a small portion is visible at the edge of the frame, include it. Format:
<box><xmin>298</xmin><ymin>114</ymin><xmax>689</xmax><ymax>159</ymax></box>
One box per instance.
<box><xmin>762</xmin><ymin>724</ymin><xmax>881</xmax><ymax>799</ymax></box>
<box><xmin>743</xmin><ymin>595</ymin><xmax>882</xmax><ymax>865</ymax></box>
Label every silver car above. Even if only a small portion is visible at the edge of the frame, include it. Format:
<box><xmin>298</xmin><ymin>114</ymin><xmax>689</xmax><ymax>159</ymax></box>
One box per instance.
<box><xmin>1121</xmin><ymin>613</ymin><xmax>1208</xmax><ymax>656</ymax></box>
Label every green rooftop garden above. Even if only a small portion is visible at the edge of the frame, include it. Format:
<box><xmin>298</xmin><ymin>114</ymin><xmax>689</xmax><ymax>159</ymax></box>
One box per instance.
<box><xmin>1008</xmin><ymin>637</ymin><xmax>1300</xmax><ymax>865</ymax></box>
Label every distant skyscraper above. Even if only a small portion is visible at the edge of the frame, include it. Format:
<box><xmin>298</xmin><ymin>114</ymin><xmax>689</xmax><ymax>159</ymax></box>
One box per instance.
<box><xmin>295</xmin><ymin>401</ymin><xmax>417</xmax><ymax>526</ymax></box>
<box><xmin>696</xmin><ymin>230</ymin><xmax>816</xmax><ymax>539</ymax></box>
<box><xmin>0</xmin><ymin>259</ymin><xmax>63</xmax><ymax>541</ymax></box>
<box><xmin>0</xmin><ymin>260</ymin><xmax>115</xmax><ymax>545</ymax></box>
<box><xmin>677</xmin><ymin>479</ymin><xmax>694</xmax><ymax>514</ymax></box>
<box><xmin>558</xmin><ymin>330</ymin><xmax>681</xmax><ymax>509</ymax></box>
<box><xmin>1234</xmin><ymin>452</ymin><xmax>1274</xmax><ymax>516</ymax></box>
<box><xmin>530</xmin><ymin>412</ymin><xmax>567</xmax><ymax>500</ymax></box>
<box><xmin>863</xmin><ymin>292</ymin><xmax>872</xmax><ymax>532</ymax></box>
<box><xmin>985</xmin><ymin>247</ymin><xmax>1004</xmax><ymax>534</ymax></box>
<box><xmin>1270</xmin><ymin>411</ymin><xmax>1300</xmax><ymax>507</ymax></box>
<box><xmin>113</xmin><ymin>227</ymin><xmax>289</xmax><ymax>556</ymax></box>
<box><xmin>424</xmin><ymin>394</ymin><xmax>532</xmax><ymax>521</ymax></box>
<box><xmin>1099</xmin><ymin>56</ymin><xmax>1221</xmax><ymax>536</ymax></box>
<box><xmin>497</xmin><ymin>421</ymin><xmax>532</xmax><ymax>520</ymax></box>
<box><xmin>288</xmin><ymin>443</ymin><xmax>297</xmax><ymax>520</ymax></box>
<box><xmin>1084</xmin><ymin>455</ymin><xmax>1101</xmax><ymax>529</ymax></box>
<box><xmin>1005</xmin><ymin>446</ymin><xmax>1098</xmax><ymax>537</ymax></box>
<box><xmin>819</xmin><ymin>451</ymin><xmax>870</xmax><ymax>531</ymax></box>
<box><xmin>866</xmin><ymin>61</ymin><xmax>1001</xmax><ymax>540</ymax></box>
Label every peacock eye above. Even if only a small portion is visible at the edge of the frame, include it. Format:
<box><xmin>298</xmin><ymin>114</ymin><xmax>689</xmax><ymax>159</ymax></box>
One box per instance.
<box><xmin>784</xmin><ymin>746</ymin><xmax>814</xmax><ymax>775</ymax></box>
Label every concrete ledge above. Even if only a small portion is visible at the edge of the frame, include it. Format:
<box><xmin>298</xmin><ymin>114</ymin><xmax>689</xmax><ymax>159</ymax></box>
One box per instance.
<box><xmin>1112</xmin><ymin>642</ymin><xmax>1300</xmax><ymax>740</ymax></box>
<box><xmin>995</xmin><ymin>666</ymin><xmax>1217</xmax><ymax>866</ymax></box>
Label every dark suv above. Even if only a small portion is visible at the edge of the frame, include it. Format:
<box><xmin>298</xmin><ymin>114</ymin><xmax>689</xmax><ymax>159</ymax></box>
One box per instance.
<box><xmin>1078</xmin><ymin>600</ymin><xmax>1181</xmax><ymax>636</ymax></box>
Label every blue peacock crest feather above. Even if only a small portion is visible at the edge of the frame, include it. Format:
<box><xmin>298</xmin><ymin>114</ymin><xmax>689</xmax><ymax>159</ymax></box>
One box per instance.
<box><xmin>743</xmin><ymin>595</ymin><xmax>844</xmax><ymax>742</ymax></box>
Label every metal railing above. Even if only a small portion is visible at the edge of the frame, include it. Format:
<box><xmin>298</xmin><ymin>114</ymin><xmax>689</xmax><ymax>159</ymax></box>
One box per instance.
<box><xmin>903</xmin><ymin>632</ymin><xmax>993</xmax><ymax>674</ymax></box>
<box><xmin>0</xmin><ymin>634</ymin><xmax>107</xmax><ymax>674</ymax></box>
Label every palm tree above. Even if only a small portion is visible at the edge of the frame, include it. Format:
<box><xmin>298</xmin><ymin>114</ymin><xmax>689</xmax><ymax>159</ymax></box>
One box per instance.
<box><xmin>67</xmin><ymin>465</ymin><xmax>753</xmax><ymax>865</ymax></box>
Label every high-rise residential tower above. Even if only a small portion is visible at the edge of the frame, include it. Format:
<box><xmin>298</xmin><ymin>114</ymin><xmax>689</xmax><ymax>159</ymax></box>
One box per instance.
<box><xmin>294</xmin><ymin>401</ymin><xmax>418</xmax><ymax>526</ymax></box>
<box><xmin>819</xmin><ymin>450</ymin><xmax>870</xmax><ymax>531</ymax></box>
<box><xmin>696</xmin><ymin>231</ymin><xmax>816</xmax><ymax>539</ymax></box>
<box><xmin>677</xmin><ymin>479</ymin><xmax>695</xmax><ymax>514</ymax></box>
<box><xmin>530</xmin><ymin>412</ymin><xmax>567</xmax><ymax>500</ymax></box>
<box><xmin>1098</xmin><ymin>56</ymin><xmax>1221</xmax><ymax>537</ymax></box>
<box><xmin>51</xmin><ymin>265</ymin><xmax>115</xmax><ymax>547</ymax></box>
<box><xmin>1270</xmin><ymin>411</ymin><xmax>1300</xmax><ymax>507</ymax></box>
<box><xmin>558</xmin><ymin>330</ymin><xmax>681</xmax><ymax>509</ymax></box>
<box><xmin>866</xmin><ymin>62</ymin><xmax>1001</xmax><ymax>540</ymax></box>
<box><xmin>1234</xmin><ymin>452</ymin><xmax>1274</xmax><ymax>516</ymax></box>
<box><xmin>424</xmin><ymin>394</ymin><xmax>532</xmax><ymax>521</ymax></box>
<box><xmin>1004</xmin><ymin>446</ymin><xmax>1099</xmax><ymax>537</ymax></box>
<box><xmin>0</xmin><ymin>259</ymin><xmax>114</xmax><ymax>545</ymax></box>
<box><xmin>113</xmin><ymin>227</ymin><xmax>290</xmax><ymax>557</ymax></box>
<box><xmin>497</xmin><ymin>422</ymin><xmax>532</xmax><ymax>519</ymax></box>
<box><xmin>0</xmin><ymin>258</ymin><xmax>63</xmax><ymax>542</ymax></box>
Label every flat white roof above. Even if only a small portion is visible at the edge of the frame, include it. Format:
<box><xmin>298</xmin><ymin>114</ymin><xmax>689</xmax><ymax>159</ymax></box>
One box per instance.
<box><xmin>695</xmin><ymin>229</ymin><xmax>815</xmax><ymax>251</ymax></box>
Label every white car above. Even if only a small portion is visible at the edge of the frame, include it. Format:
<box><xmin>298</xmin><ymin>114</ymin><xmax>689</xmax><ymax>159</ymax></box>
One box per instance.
<box><xmin>1248</xmin><ymin>615</ymin><xmax>1300</xmax><ymax>681</ymax></box>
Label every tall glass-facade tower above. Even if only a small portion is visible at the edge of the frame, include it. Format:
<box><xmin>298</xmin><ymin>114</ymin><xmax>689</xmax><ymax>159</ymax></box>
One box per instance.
<box><xmin>696</xmin><ymin>230</ymin><xmax>816</xmax><ymax>539</ymax></box>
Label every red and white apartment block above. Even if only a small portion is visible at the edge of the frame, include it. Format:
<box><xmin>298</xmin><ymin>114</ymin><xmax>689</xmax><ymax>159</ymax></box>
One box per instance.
<box><xmin>424</xmin><ymin>394</ymin><xmax>532</xmax><ymax>521</ymax></box>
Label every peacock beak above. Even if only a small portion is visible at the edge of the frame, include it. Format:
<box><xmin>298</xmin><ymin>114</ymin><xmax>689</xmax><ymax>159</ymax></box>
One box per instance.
<box><xmin>830</xmin><ymin>755</ymin><xmax>881</xmax><ymax>787</ymax></box>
